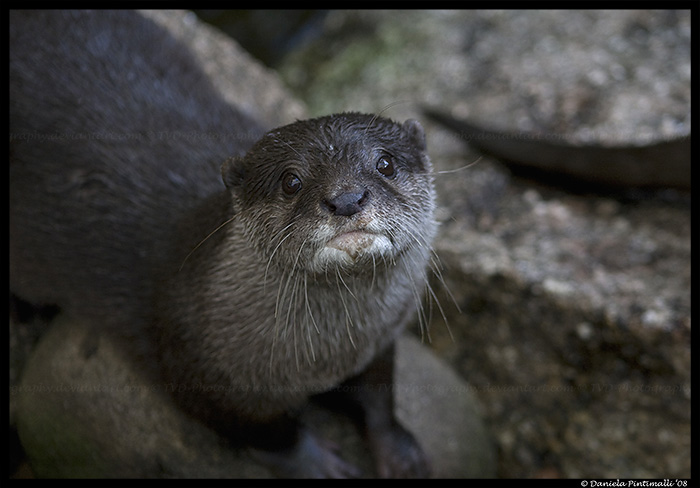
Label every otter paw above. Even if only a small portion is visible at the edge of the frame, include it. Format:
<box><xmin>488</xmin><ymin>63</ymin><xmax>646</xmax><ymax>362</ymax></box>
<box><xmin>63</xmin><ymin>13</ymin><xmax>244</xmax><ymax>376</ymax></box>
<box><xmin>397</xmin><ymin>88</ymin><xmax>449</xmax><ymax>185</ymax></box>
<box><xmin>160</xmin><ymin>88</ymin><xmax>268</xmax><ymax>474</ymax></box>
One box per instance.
<box><xmin>370</xmin><ymin>422</ymin><xmax>431</xmax><ymax>478</ymax></box>
<box><xmin>250</xmin><ymin>430</ymin><xmax>361</xmax><ymax>479</ymax></box>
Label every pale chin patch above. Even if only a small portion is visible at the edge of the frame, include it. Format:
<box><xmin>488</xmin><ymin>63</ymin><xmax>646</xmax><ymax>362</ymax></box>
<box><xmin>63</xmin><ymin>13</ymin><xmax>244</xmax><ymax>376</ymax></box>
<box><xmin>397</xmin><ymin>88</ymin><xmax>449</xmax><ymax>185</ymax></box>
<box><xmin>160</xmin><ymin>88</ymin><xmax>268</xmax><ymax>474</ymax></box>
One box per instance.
<box><xmin>327</xmin><ymin>231</ymin><xmax>385</xmax><ymax>258</ymax></box>
<box><xmin>311</xmin><ymin>230</ymin><xmax>393</xmax><ymax>271</ymax></box>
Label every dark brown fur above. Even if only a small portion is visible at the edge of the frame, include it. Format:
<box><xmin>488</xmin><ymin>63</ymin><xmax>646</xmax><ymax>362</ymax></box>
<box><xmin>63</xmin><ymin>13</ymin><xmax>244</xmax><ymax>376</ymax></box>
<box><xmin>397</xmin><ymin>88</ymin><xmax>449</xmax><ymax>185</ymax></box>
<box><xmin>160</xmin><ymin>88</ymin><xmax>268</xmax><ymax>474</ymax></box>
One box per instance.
<box><xmin>10</xmin><ymin>10</ymin><xmax>436</xmax><ymax>478</ymax></box>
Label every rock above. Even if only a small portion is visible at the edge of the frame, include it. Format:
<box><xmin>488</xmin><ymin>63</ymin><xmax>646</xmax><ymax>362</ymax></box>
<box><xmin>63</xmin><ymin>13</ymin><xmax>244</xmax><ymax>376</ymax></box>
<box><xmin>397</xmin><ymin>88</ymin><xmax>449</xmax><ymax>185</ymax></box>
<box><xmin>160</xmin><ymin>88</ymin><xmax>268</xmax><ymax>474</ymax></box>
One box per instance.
<box><xmin>15</xmin><ymin>314</ymin><xmax>494</xmax><ymax>478</ymax></box>
<box><xmin>431</xmin><ymin>186</ymin><xmax>690</xmax><ymax>478</ymax></box>
<box><xmin>141</xmin><ymin>10</ymin><xmax>307</xmax><ymax>128</ymax></box>
<box><xmin>277</xmin><ymin>10</ymin><xmax>691</xmax><ymax>478</ymax></box>
<box><xmin>279</xmin><ymin>10</ymin><xmax>690</xmax><ymax>143</ymax></box>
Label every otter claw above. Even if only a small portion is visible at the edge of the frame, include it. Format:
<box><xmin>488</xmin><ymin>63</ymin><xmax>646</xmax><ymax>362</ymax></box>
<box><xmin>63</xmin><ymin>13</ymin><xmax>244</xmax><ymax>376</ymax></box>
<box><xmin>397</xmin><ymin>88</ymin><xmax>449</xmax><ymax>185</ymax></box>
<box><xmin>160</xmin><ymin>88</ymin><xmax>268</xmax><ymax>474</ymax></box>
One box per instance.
<box><xmin>250</xmin><ymin>430</ymin><xmax>362</xmax><ymax>479</ymax></box>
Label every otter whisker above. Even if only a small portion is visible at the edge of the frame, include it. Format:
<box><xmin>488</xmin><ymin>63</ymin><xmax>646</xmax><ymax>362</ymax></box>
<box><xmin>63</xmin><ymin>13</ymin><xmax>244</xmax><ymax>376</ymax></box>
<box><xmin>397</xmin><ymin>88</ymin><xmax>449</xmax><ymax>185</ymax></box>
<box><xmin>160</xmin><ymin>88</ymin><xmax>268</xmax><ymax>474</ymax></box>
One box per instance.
<box><xmin>264</xmin><ymin>222</ymin><xmax>296</xmax><ymax>287</ymax></box>
<box><xmin>335</xmin><ymin>267</ymin><xmax>358</xmax><ymax>301</ymax></box>
<box><xmin>428</xmin><ymin>251</ymin><xmax>462</xmax><ymax>316</ymax></box>
<box><xmin>403</xmin><ymin>226</ymin><xmax>431</xmax><ymax>253</ymax></box>
<box><xmin>269</xmin><ymin>267</ymin><xmax>288</xmax><ymax>375</ymax></box>
<box><xmin>431</xmin><ymin>157</ymin><xmax>482</xmax><ymax>175</ymax></box>
<box><xmin>274</xmin><ymin>235</ymin><xmax>306</xmax><ymax>321</ymax></box>
<box><xmin>290</xmin><ymin>273</ymin><xmax>301</xmax><ymax>371</ymax></box>
<box><xmin>178</xmin><ymin>215</ymin><xmax>236</xmax><ymax>272</ymax></box>
<box><xmin>424</xmin><ymin>272</ymin><xmax>452</xmax><ymax>341</ymax></box>
<box><xmin>274</xmin><ymin>266</ymin><xmax>293</xmax><ymax>320</ymax></box>
<box><xmin>273</xmin><ymin>137</ymin><xmax>305</xmax><ymax>161</ymax></box>
<box><xmin>335</xmin><ymin>264</ymin><xmax>357</xmax><ymax>349</ymax></box>
<box><xmin>401</xmin><ymin>256</ymin><xmax>430</xmax><ymax>343</ymax></box>
<box><xmin>364</xmin><ymin>100</ymin><xmax>410</xmax><ymax>136</ymax></box>
<box><xmin>303</xmin><ymin>274</ymin><xmax>318</xmax><ymax>365</ymax></box>
<box><xmin>285</xmin><ymin>238</ymin><xmax>311</xmax><ymax>371</ymax></box>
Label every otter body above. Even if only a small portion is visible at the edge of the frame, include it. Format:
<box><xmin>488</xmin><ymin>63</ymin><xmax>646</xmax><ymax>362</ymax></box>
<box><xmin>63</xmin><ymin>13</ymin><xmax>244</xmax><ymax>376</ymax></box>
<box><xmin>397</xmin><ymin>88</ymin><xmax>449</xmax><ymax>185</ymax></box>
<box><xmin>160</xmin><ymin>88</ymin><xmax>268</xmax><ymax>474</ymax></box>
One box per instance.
<box><xmin>10</xmin><ymin>10</ymin><xmax>436</xmax><ymax>478</ymax></box>
<box><xmin>10</xmin><ymin>10</ymin><xmax>263</xmax><ymax>330</ymax></box>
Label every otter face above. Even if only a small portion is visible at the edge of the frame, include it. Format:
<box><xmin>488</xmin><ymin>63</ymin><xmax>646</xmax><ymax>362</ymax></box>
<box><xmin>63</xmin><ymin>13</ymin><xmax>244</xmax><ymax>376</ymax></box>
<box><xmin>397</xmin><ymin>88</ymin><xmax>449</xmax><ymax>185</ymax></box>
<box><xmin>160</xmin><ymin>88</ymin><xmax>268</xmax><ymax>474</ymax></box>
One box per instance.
<box><xmin>222</xmin><ymin>113</ymin><xmax>436</xmax><ymax>276</ymax></box>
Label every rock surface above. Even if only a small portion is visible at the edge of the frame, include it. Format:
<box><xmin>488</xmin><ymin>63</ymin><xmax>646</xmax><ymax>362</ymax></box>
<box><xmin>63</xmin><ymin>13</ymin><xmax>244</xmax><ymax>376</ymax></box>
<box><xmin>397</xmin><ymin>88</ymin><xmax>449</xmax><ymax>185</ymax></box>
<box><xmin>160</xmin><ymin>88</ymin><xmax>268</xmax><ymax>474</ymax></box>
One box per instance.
<box><xmin>277</xmin><ymin>9</ymin><xmax>691</xmax><ymax>478</ymax></box>
<box><xmin>142</xmin><ymin>10</ymin><xmax>306</xmax><ymax>129</ymax></box>
<box><xmin>15</xmin><ymin>314</ymin><xmax>494</xmax><ymax>478</ymax></box>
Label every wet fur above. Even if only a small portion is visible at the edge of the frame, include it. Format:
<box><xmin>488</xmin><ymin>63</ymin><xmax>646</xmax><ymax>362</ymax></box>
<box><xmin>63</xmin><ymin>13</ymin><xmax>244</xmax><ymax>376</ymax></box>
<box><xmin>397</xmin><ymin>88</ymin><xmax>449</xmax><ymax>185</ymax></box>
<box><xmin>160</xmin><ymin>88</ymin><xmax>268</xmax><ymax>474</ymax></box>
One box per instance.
<box><xmin>158</xmin><ymin>114</ymin><xmax>437</xmax><ymax>423</ymax></box>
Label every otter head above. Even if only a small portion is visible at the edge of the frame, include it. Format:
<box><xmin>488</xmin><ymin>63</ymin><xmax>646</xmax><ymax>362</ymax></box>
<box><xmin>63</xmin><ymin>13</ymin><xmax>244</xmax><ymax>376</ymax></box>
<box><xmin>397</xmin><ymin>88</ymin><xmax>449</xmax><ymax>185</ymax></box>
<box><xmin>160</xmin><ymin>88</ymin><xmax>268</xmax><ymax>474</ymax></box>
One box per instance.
<box><xmin>221</xmin><ymin>113</ymin><xmax>436</xmax><ymax>276</ymax></box>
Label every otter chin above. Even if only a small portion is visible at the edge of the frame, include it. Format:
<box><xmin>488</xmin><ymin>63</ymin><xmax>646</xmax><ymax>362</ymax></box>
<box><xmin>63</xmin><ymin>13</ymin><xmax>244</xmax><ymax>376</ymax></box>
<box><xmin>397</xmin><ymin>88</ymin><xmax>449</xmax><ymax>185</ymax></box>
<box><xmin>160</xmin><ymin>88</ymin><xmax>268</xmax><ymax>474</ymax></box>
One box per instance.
<box><xmin>313</xmin><ymin>230</ymin><xmax>393</xmax><ymax>270</ymax></box>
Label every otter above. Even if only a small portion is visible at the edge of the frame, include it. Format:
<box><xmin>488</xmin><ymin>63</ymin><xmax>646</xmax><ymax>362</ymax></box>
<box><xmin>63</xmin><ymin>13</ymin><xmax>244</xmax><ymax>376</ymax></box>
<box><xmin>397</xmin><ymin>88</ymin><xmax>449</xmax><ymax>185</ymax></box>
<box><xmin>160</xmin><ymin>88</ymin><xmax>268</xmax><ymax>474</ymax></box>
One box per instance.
<box><xmin>10</xmin><ymin>10</ymin><xmax>436</xmax><ymax>478</ymax></box>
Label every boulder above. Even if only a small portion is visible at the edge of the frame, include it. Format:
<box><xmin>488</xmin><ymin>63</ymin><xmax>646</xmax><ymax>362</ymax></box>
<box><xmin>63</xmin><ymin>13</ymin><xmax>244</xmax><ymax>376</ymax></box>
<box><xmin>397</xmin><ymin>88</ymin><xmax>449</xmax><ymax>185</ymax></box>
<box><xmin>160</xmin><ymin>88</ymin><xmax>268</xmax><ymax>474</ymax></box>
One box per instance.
<box><xmin>15</xmin><ymin>314</ymin><xmax>495</xmax><ymax>478</ymax></box>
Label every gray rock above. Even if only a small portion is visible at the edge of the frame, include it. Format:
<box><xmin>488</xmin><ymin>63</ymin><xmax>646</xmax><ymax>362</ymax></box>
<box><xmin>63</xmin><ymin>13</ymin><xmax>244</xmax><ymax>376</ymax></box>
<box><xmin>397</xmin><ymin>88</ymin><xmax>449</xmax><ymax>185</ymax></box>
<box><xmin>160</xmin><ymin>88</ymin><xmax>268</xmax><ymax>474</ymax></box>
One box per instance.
<box><xmin>280</xmin><ymin>10</ymin><xmax>690</xmax><ymax>143</ymax></box>
<box><xmin>15</xmin><ymin>314</ymin><xmax>494</xmax><ymax>478</ymax></box>
<box><xmin>141</xmin><ymin>10</ymin><xmax>307</xmax><ymax>128</ymax></box>
<box><xmin>278</xmin><ymin>10</ymin><xmax>691</xmax><ymax>478</ymax></box>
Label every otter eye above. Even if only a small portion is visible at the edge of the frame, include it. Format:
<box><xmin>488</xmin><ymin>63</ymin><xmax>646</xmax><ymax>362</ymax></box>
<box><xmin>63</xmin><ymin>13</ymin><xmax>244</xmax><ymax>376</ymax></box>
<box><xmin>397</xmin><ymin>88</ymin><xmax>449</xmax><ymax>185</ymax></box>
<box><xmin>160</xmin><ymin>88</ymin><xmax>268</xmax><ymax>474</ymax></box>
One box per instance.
<box><xmin>281</xmin><ymin>172</ymin><xmax>302</xmax><ymax>196</ymax></box>
<box><xmin>376</xmin><ymin>155</ymin><xmax>396</xmax><ymax>178</ymax></box>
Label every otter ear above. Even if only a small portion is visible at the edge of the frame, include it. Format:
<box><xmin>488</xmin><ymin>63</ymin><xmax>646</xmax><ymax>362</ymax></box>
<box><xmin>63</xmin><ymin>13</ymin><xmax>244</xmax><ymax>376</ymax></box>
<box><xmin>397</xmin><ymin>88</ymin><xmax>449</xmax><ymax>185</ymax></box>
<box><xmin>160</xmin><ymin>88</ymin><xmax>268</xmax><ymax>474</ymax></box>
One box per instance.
<box><xmin>221</xmin><ymin>156</ymin><xmax>246</xmax><ymax>190</ymax></box>
<box><xmin>402</xmin><ymin>119</ymin><xmax>427</xmax><ymax>152</ymax></box>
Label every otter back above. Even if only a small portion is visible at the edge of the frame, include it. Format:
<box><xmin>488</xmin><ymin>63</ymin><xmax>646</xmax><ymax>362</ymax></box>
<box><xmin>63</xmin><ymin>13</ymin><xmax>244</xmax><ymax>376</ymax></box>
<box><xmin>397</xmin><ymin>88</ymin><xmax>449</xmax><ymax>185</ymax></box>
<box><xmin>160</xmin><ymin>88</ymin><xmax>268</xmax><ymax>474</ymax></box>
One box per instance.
<box><xmin>10</xmin><ymin>10</ymin><xmax>265</xmax><ymax>330</ymax></box>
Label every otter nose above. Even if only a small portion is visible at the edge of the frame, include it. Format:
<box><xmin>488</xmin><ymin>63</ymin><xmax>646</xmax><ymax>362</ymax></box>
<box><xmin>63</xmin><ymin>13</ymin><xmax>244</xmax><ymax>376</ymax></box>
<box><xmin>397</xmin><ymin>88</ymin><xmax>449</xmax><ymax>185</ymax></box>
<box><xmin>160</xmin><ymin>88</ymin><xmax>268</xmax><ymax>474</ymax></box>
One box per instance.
<box><xmin>323</xmin><ymin>190</ymin><xmax>369</xmax><ymax>217</ymax></box>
